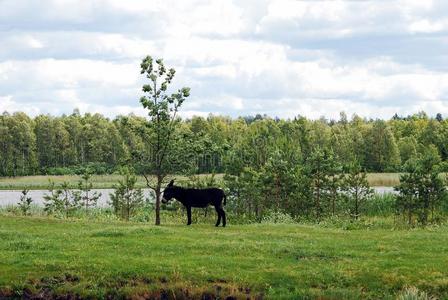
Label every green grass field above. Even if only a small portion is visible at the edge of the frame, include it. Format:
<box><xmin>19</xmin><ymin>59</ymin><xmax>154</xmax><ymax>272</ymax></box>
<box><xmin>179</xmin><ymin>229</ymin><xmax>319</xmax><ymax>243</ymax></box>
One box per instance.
<box><xmin>0</xmin><ymin>173</ymin><xmax>399</xmax><ymax>190</ymax></box>
<box><xmin>1</xmin><ymin>216</ymin><xmax>447</xmax><ymax>299</ymax></box>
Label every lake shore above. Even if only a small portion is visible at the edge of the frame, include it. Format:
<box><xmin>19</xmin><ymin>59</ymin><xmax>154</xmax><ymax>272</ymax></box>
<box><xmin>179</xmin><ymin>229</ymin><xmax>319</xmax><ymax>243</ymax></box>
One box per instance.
<box><xmin>0</xmin><ymin>173</ymin><xmax>401</xmax><ymax>190</ymax></box>
<box><xmin>0</xmin><ymin>174</ymin><xmax>224</xmax><ymax>190</ymax></box>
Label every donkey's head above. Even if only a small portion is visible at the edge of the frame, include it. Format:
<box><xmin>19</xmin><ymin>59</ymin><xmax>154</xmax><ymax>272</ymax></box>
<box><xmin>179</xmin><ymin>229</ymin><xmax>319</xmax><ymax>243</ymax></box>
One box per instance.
<box><xmin>162</xmin><ymin>180</ymin><xmax>176</xmax><ymax>204</ymax></box>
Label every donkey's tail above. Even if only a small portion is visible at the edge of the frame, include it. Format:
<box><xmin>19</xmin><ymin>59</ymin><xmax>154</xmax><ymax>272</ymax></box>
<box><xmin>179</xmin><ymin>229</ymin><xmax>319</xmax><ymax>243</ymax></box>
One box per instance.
<box><xmin>223</xmin><ymin>193</ymin><xmax>227</xmax><ymax>206</ymax></box>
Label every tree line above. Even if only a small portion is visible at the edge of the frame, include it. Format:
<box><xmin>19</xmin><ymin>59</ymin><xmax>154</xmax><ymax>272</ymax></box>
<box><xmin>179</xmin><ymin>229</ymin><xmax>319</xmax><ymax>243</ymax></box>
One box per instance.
<box><xmin>1</xmin><ymin>110</ymin><xmax>448</xmax><ymax>177</ymax></box>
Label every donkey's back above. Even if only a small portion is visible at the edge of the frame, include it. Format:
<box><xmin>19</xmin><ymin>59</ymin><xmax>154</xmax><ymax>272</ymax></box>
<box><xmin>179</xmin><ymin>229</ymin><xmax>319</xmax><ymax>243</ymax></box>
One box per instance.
<box><xmin>184</xmin><ymin>187</ymin><xmax>226</xmax><ymax>208</ymax></box>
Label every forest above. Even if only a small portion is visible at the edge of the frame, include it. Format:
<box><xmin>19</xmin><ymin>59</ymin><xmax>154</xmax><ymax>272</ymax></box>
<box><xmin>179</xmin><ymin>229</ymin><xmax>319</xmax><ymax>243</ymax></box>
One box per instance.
<box><xmin>1</xmin><ymin>110</ymin><xmax>447</xmax><ymax>177</ymax></box>
<box><xmin>2</xmin><ymin>107</ymin><xmax>448</xmax><ymax>225</ymax></box>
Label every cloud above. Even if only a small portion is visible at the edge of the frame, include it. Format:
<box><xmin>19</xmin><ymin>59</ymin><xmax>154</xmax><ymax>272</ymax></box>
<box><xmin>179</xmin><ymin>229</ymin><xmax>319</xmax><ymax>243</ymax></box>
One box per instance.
<box><xmin>0</xmin><ymin>0</ymin><xmax>448</xmax><ymax>119</ymax></box>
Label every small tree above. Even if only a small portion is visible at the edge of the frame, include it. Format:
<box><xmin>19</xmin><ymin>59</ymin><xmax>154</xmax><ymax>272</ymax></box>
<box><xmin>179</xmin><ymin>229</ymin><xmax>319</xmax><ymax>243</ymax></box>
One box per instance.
<box><xmin>344</xmin><ymin>163</ymin><xmax>373</xmax><ymax>220</ymax></box>
<box><xmin>224</xmin><ymin>168</ymin><xmax>263</xmax><ymax>219</ymax></box>
<box><xmin>17</xmin><ymin>189</ymin><xmax>33</xmax><ymax>215</ymax></box>
<box><xmin>261</xmin><ymin>150</ymin><xmax>304</xmax><ymax>217</ymax></box>
<box><xmin>326</xmin><ymin>154</ymin><xmax>344</xmax><ymax>216</ymax></box>
<box><xmin>74</xmin><ymin>173</ymin><xmax>101</xmax><ymax>212</ymax></box>
<box><xmin>136</xmin><ymin>56</ymin><xmax>190</xmax><ymax>225</ymax></box>
<box><xmin>110</xmin><ymin>170</ymin><xmax>145</xmax><ymax>221</ymax></box>
<box><xmin>43</xmin><ymin>181</ymin><xmax>77</xmax><ymax>217</ymax></box>
<box><xmin>43</xmin><ymin>181</ymin><xmax>64</xmax><ymax>215</ymax></box>
<box><xmin>307</xmin><ymin>147</ymin><xmax>332</xmax><ymax>220</ymax></box>
<box><xmin>394</xmin><ymin>165</ymin><xmax>419</xmax><ymax>226</ymax></box>
<box><xmin>395</xmin><ymin>151</ymin><xmax>447</xmax><ymax>226</ymax></box>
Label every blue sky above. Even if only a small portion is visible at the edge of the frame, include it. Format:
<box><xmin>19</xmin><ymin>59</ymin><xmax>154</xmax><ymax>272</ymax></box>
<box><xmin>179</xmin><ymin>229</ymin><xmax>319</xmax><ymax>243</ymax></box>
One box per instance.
<box><xmin>0</xmin><ymin>0</ymin><xmax>447</xmax><ymax>119</ymax></box>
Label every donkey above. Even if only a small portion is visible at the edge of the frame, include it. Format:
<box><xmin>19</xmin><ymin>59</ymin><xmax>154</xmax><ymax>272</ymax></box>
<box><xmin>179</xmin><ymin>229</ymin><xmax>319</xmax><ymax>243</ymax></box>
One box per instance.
<box><xmin>162</xmin><ymin>180</ymin><xmax>227</xmax><ymax>227</ymax></box>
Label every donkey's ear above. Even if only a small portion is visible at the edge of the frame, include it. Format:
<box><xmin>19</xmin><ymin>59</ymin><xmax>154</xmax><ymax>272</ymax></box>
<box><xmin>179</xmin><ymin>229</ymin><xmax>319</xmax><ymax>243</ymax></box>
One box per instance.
<box><xmin>168</xmin><ymin>180</ymin><xmax>174</xmax><ymax>187</ymax></box>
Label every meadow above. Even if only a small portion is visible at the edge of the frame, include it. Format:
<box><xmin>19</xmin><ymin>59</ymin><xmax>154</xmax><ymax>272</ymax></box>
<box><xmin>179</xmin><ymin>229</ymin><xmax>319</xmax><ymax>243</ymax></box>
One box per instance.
<box><xmin>0</xmin><ymin>173</ymin><xmax>398</xmax><ymax>190</ymax></box>
<box><xmin>0</xmin><ymin>174</ymin><xmax>226</xmax><ymax>190</ymax></box>
<box><xmin>1</xmin><ymin>215</ymin><xmax>447</xmax><ymax>299</ymax></box>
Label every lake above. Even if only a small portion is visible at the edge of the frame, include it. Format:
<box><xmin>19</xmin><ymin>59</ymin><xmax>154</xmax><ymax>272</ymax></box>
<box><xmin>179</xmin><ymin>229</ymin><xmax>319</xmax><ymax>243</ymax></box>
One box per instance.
<box><xmin>0</xmin><ymin>189</ymin><xmax>156</xmax><ymax>207</ymax></box>
<box><xmin>0</xmin><ymin>187</ymin><xmax>395</xmax><ymax>207</ymax></box>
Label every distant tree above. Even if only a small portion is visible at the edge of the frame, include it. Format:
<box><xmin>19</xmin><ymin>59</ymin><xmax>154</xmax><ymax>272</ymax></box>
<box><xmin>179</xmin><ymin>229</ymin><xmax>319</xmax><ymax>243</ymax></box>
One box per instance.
<box><xmin>338</xmin><ymin>111</ymin><xmax>348</xmax><ymax>125</ymax></box>
<box><xmin>0</xmin><ymin>113</ymin><xmax>13</xmax><ymax>176</ymax></box>
<box><xmin>420</xmin><ymin>120</ymin><xmax>445</xmax><ymax>160</ymax></box>
<box><xmin>7</xmin><ymin>113</ymin><xmax>37</xmax><ymax>176</ymax></box>
<box><xmin>398</xmin><ymin>136</ymin><xmax>418</xmax><ymax>167</ymax></box>
<box><xmin>364</xmin><ymin>120</ymin><xmax>400</xmax><ymax>171</ymax></box>
<box><xmin>392</xmin><ymin>113</ymin><xmax>401</xmax><ymax>121</ymax></box>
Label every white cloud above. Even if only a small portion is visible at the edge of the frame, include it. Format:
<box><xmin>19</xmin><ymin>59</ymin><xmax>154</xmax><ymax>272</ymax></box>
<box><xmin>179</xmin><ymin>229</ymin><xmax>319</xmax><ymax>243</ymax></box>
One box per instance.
<box><xmin>0</xmin><ymin>0</ymin><xmax>448</xmax><ymax>119</ymax></box>
<box><xmin>409</xmin><ymin>19</ymin><xmax>445</xmax><ymax>33</ymax></box>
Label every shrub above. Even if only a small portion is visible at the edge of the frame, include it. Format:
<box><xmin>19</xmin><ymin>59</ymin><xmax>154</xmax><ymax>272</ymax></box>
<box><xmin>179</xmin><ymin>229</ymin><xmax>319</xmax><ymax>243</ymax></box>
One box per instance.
<box><xmin>396</xmin><ymin>286</ymin><xmax>434</xmax><ymax>300</ymax></box>
<box><xmin>109</xmin><ymin>171</ymin><xmax>146</xmax><ymax>221</ymax></box>
<box><xmin>17</xmin><ymin>189</ymin><xmax>33</xmax><ymax>216</ymax></box>
<box><xmin>43</xmin><ymin>181</ymin><xmax>77</xmax><ymax>217</ymax></box>
<box><xmin>261</xmin><ymin>210</ymin><xmax>295</xmax><ymax>224</ymax></box>
<box><xmin>43</xmin><ymin>163</ymin><xmax>116</xmax><ymax>175</ymax></box>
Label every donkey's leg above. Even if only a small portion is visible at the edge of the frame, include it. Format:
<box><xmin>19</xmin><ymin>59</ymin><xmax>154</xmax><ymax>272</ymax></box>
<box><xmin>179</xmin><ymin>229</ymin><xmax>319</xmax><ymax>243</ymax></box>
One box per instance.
<box><xmin>220</xmin><ymin>207</ymin><xmax>226</xmax><ymax>227</ymax></box>
<box><xmin>186</xmin><ymin>206</ymin><xmax>192</xmax><ymax>225</ymax></box>
<box><xmin>214</xmin><ymin>206</ymin><xmax>221</xmax><ymax>227</ymax></box>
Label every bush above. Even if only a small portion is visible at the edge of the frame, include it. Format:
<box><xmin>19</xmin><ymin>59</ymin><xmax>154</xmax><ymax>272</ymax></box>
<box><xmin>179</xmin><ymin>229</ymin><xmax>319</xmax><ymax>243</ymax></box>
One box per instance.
<box><xmin>17</xmin><ymin>189</ymin><xmax>33</xmax><ymax>216</ymax></box>
<box><xmin>261</xmin><ymin>210</ymin><xmax>296</xmax><ymax>224</ymax></box>
<box><xmin>109</xmin><ymin>171</ymin><xmax>146</xmax><ymax>221</ymax></box>
<box><xmin>396</xmin><ymin>286</ymin><xmax>434</xmax><ymax>300</ymax></box>
<box><xmin>43</xmin><ymin>163</ymin><xmax>116</xmax><ymax>175</ymax></box>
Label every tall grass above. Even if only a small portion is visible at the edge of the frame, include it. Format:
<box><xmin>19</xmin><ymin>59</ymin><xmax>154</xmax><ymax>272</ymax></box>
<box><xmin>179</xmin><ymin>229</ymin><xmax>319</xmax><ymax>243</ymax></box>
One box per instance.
<box><xmin>366</xmin><ymin>173</ymin><xmax>401</xmax><ymax>186</ymax></box>
<box><xmin>0</xmin><ymin>174</ymin><xmax>225</xmax><ymax>190</ymax></box>
<box><xmin>364</xmin><ymin>193</ymin><xmax>396</xmax><ymax>216</ymax></box>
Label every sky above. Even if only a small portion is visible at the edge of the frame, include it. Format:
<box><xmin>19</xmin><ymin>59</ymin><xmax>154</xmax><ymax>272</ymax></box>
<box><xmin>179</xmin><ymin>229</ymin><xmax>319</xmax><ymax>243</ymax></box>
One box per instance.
<box><xmin>0</xmin><ymin>0</ymin><xmax>447</xmax><ymax>120</ymax></box>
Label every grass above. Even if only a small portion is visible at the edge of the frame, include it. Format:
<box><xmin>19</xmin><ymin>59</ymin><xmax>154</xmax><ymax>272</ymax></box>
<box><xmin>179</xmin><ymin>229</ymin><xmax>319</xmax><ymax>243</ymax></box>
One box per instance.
<box><xmin>366</xmin><ymin>173</ymin><xmax>401</xmax><ymax>187</ymax></box>
<box><xmin>1</xmin><ymin>216</ymin><xmax>448</xmax><ymax>299</ymax></box>
<box><xmin>0</xmin><ymin>173</ymin><xmax>400</xmax><ymax>190</ymax></box>
<box><xmin>0</xmin><ymin>174</ymin><xmax>224</xmax><ymax>190</ymax></box>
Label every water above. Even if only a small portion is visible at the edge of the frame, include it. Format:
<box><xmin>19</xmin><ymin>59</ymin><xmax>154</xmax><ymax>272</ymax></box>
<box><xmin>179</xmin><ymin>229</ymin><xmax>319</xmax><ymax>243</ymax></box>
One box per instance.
<box><xmin>0</xmin><ymin>189</ymin><xmax>155</xmax><ymax>207</ymax></box>
<box><xmin>0</xmin><ymin>187</ymin><xmax>394</xmax><ymax>207</ymax></box>
<box><xmin>373</xmin><ymin>186</ymin><xmax>395</xmax><ymax>194</ymax></box>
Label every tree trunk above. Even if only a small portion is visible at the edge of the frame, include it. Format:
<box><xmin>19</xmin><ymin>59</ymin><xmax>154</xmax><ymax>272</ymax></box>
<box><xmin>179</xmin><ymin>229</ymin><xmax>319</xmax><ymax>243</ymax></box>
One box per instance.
<box><xmin>155</xmin><ymin>176</ymin><xmax>162</xmax><ymax>225</ymax></box>
<box><xmin>332</xmin><ymin>185</ymin><xmax>336</xmax><ymax>216</ymax></box>
<box><xmin>316</xmin><ymin>175</ymin><xmax>321</xmax><ymax>220</ymax></box>
<box><xmin>22</xmin><ymin>150</ymin><xmax>25</xmax><ymax>175</ymax></box>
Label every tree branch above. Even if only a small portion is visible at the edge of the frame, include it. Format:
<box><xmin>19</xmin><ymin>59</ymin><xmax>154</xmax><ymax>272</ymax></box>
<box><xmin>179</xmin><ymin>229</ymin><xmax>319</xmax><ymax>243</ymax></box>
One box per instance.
<box><xmin>142</xmin><ymin>174</ymin><xmax>156</xmax><ymax>191</ymax></box>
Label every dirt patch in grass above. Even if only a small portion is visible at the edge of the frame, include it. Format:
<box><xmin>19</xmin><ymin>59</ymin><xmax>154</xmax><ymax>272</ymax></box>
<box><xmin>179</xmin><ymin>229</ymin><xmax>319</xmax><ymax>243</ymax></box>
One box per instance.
<box><xmin>0</xmin><ymin>274</ymin><xmax>264</xmax><ymax>300</ymax></box>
